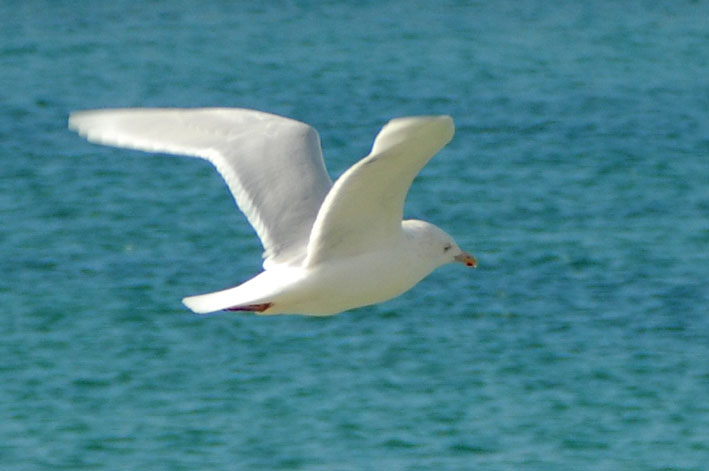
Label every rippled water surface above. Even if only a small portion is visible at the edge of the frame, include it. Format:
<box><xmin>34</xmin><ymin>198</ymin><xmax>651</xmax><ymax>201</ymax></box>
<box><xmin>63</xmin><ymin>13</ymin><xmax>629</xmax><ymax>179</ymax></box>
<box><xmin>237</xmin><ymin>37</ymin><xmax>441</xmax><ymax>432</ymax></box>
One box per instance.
<box><xmin>2</xmin><ymin>1</ymin><xmax>707</xmax><ymax>470</ymax></box>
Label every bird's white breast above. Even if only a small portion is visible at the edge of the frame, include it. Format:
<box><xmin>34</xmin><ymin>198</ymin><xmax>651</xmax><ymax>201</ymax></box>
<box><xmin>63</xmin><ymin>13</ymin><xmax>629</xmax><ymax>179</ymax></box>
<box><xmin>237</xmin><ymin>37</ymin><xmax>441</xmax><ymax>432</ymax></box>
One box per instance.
<box><xmin>270</xmin><ymin>239</ymin><xmax>436</xmax><ymax>315</ymax></box>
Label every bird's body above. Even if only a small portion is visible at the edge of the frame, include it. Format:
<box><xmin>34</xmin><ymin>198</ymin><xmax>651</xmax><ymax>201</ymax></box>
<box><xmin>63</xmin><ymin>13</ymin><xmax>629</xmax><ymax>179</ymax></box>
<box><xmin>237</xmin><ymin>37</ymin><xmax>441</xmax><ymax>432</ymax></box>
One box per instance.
<box><xmin>184</xmin><ymin>219</ymin><xmax>460</xmax><ymax>315</ymax></box>
<box><xmin>69</xmin><ymin>108</ymin><xmax>476</xmax><ymax>316</ymax></box>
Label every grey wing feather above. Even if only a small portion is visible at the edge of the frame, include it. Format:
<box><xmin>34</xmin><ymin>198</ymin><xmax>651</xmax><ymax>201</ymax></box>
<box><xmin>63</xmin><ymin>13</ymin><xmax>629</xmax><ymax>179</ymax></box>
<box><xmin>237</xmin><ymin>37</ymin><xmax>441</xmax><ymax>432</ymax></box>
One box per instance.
<box><xmin>305</xmin><ymin>115</ymin><xmax>454</xmax><ymax>265</ymax></box>
<box><xmin>69</xmin><ymin>108</ymin><xmax>333</xmax><ymax>267</ymax></box>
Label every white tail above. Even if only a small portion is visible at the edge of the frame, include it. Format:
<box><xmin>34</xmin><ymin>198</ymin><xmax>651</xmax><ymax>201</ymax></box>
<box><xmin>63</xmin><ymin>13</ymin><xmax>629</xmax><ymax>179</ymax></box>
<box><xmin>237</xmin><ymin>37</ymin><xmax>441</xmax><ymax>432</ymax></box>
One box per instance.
<box><xmin>182</xmin><ymin>285</ymin><xmax>249</xmax><ymax>314</ymax></box>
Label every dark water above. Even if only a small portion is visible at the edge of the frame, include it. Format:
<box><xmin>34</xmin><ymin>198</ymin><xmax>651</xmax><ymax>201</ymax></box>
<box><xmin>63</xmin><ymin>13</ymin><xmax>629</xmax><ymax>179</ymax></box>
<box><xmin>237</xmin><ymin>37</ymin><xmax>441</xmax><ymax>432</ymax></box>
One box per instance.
<box><xmin>2</xmin><ymin>1</ymin><xmax>707</xmax><ymax>469</ymax></box>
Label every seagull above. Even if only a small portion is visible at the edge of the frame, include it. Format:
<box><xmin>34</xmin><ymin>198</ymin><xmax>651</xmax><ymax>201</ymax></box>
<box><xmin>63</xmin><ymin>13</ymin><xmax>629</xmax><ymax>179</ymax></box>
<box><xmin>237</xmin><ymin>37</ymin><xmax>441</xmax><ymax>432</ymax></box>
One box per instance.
<box><xmin>69</xmin><ymin>108</ymin><xmax>476</xmax><ymax>316</ymax></box>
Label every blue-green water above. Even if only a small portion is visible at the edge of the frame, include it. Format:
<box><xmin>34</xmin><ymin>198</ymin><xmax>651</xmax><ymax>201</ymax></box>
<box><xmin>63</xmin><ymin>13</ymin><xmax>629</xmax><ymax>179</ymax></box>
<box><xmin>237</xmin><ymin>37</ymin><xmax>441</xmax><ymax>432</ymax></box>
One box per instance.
<box><xmin>2</xmin><ymin>1</ymin><xmax>708</xmax><ymax>469</ymax></box>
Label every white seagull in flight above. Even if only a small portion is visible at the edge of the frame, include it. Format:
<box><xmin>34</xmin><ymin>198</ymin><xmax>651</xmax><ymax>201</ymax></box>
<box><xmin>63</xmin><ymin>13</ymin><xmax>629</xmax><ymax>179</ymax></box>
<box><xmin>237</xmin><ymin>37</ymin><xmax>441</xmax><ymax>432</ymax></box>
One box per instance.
<box><xmin>69</xmin><ymin>108</ymin><xmax>476</xmax><ymax>316</ymax></box>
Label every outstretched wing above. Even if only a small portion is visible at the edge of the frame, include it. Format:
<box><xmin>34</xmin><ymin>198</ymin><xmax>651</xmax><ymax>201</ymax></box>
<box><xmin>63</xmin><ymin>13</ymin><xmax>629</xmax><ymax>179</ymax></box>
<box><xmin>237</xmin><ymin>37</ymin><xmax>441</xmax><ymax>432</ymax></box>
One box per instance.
<box><xmin>305</xmin><ymin>115</ymin><xmax>454</xmax><ymax>266</ymax></box>
<box><xmin>69</xmin><ymin>108</ymin><xmax>332</xmax><ymax>267</ymax></box>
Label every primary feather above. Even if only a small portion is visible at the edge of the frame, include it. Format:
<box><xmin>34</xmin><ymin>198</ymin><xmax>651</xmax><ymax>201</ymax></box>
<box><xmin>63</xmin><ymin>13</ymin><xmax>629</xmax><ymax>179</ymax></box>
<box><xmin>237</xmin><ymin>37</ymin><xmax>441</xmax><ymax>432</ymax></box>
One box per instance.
<box><xmin>69</xmin><ymin>108</ymin><xmax>331</xmax><ymax>267</ymax></box>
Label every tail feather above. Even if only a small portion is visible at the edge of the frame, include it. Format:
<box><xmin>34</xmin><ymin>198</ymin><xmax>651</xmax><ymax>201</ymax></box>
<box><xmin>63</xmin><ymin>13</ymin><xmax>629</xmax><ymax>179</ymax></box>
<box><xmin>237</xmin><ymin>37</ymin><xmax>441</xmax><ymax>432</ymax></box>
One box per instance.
<box><xmin>183</xmin><ymin>284</ymin><xmax>268</xmax><ymax>314</ymax></box>
<box><xmin>182</xmin><ymin>286</ymin><xmax>245</xmax><ymax>314</ymax></box>
<box><xmin>182</xmin><ymin>272</ymin><xmax>278</xmax><ymax>314</ymax></box>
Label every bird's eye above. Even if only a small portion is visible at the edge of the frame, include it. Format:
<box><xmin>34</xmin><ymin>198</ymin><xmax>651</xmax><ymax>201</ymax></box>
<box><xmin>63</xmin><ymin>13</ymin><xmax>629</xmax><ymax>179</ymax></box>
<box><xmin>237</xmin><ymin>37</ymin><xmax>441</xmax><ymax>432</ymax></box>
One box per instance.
<box><xmin>443</xmin><ymin>244</ymin><xmax>452</xmax><ymax>252</ymax></box>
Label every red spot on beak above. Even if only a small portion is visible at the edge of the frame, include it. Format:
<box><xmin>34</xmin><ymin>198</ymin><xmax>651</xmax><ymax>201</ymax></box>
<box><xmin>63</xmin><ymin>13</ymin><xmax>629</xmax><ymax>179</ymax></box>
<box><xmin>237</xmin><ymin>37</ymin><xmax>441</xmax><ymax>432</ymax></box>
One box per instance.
<box><xmin>455</xmin><ymin>251</ymin><xmax>477</xmax><ymax>268</ymax></box>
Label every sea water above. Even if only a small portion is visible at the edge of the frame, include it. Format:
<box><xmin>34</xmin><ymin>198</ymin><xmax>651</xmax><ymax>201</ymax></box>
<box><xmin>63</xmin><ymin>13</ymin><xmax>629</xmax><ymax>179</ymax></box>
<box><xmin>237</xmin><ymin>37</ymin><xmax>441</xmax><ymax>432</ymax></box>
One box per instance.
<box><xmin>1</xmin><ymin>1</ymin><xmax>707</xmax><ymax>469</ymax></box>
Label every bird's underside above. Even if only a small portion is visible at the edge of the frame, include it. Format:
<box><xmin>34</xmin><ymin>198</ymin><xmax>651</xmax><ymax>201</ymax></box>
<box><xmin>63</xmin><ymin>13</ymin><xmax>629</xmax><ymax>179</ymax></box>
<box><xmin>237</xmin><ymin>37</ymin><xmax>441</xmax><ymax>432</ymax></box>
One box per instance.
<box><xmin>223</xmin><ymin>303</ymin><xmax>273</xmax><ymax>313</ymax></box>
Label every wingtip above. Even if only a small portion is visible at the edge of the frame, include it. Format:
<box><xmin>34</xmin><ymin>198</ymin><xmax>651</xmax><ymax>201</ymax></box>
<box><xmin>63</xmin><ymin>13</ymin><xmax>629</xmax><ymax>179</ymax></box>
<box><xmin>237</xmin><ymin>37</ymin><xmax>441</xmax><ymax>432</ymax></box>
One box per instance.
<box><xmin>371</xmin><ymin>114</ymin><xmax>454</xmax><ymax>156</ymax></box>
<box><xmin>386</xmin><ymin>114</ymin><xmax>453</xmax><ymax>126</ymax></box>
<box><xmin>385</xmin><ymin>114</ymin><xmax>454</xmax><ymax>137</ymax></box>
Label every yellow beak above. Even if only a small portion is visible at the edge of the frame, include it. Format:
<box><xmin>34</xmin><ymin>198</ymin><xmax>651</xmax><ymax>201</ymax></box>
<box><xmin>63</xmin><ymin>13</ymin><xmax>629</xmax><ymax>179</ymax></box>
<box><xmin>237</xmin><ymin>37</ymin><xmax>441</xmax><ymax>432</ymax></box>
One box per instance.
<box><xmin>454</xmin><ymin>251</ymin><xmax>477</xmax><ymax>268</ymax></box>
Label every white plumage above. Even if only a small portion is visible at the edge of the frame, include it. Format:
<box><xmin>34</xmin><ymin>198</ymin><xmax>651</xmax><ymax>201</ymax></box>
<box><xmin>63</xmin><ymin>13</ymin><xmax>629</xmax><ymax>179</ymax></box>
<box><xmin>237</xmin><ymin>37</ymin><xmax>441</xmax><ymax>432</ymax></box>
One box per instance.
<box><xmin>69</xmin><ymin>108</ymin><xmax>476</xmax><ymax>315</ymax></box>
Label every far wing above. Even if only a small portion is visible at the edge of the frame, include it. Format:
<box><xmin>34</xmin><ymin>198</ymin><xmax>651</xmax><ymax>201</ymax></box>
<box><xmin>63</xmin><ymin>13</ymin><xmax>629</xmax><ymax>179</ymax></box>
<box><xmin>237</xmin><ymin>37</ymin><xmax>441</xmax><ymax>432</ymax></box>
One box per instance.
<box><xmin>305</xmin><ymin>115</ymin><xmax>454</xmax><ymax>266</ymax></box>
<box><xmin>69</xmin><ymin>108</ymin><xmax>332</xmax><ymax>267</ymax></box>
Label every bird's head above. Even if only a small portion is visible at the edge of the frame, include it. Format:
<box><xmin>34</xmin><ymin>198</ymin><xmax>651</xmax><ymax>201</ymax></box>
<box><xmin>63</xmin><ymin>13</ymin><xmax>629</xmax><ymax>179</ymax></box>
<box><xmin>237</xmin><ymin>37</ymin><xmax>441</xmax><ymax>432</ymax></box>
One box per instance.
<box><xmin>403</xmin><ymin>219</ymin><xmax>477</xmax><ymax>269</ymax></box>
